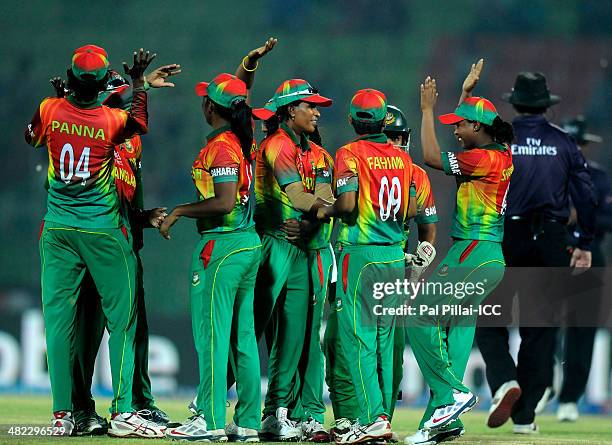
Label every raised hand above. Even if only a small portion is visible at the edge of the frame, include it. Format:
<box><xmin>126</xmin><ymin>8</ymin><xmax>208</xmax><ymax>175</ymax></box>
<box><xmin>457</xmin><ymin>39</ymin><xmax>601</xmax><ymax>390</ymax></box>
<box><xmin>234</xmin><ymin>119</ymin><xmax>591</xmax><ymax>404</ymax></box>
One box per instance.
<box><xmin>50</xmin><ymin>77</ymin><xmax>67</xmax><ymax>98</ymax></box>
<box><xmin>246</xmin><ymin>37</ymin><xmax>278</xmax><ymax>63</ymax></box>
<box><xmin>462</xmin><ymin>59</ymin><xmax>484</xmax><ymax>94</ymax></box>
<box><xmin>146</xmin><ymin>64</ymin><xmax>182</xmax><ymax>88</ymax></box>
<box><xmin>123</xmin><ymin>48</ymin><xmax>157</xmax><ymax>87</ymax></box>
<box><xmin>420</xmin><ymin>76</ymin><xmax>438</xmax><ymax>112</ymax></box>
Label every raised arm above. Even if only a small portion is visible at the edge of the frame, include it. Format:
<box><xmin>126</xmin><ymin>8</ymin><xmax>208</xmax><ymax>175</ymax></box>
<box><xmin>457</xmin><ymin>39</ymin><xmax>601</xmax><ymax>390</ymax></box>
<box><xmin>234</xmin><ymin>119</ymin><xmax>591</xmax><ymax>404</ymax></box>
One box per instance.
<box><xmin>234</xmin><ymin>37</ymin><xmax>277</xmax><ymax>101</ymax></box>
<box><xmin>458</xmin><ymin>58</ymin><xmax>484</xmax><ymax>106</ymax></box>
<box><xmin>420</xmin><ymin>77</ymin><xmax>443</xmax><ymax>170</ymax></box>
<box><xmin>120</xmin><ymin>48</ymin><xmax>156</xmax><ymax>138</ymax></box>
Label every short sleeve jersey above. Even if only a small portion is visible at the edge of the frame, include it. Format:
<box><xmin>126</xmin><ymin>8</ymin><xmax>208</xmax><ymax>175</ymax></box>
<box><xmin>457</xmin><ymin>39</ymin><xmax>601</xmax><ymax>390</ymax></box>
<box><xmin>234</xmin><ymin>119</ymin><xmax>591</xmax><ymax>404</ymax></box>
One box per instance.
<box><xmin>335</xmin><ymin>134</ymin><xmax>415</xmax><ymax>245</ymax></box>
<box><xmin>307</xmin><ymin>146</ymin><xmax>334</xmax><ymax>250</ymax></box>
<box><xmin>255</xmin><ymin>124</ymin><xmax>315</xmax><ymax>237</ymax></box>
<box><xmin>192</xmin><ymin>126</ymin><xmax>254</xmax><ymax>234</ymax></box>
<box><xmin>26</xmin><ymin>97</ymin><xmax>132</xmax><ymax>228</ymax></box>
<box><xmin>440</xmin><ymin>144</ymin><xmax>513</xmax><ymax>241</ymax></box>
<box><xmin>413</xmin><ymin>164</ymin><xmax>438</xmax><ymax>225</ymax></box>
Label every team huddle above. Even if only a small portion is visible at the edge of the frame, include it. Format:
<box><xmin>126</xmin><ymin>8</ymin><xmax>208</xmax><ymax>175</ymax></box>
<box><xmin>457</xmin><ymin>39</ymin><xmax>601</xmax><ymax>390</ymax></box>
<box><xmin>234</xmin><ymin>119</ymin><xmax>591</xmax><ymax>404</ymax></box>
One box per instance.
<box><xmin>26</xmin><ymin>39</ymin><xmax>517</xmax><ymax>444</ymax></box>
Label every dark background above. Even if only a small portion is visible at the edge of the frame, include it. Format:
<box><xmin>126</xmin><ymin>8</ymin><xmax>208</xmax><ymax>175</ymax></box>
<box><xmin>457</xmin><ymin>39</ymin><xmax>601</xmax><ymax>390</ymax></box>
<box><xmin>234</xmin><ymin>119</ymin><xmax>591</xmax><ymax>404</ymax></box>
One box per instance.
<box><xmin>1</xmin><ymin>0</ymin><xmax>611</xmax><ymax>315</ymax></box>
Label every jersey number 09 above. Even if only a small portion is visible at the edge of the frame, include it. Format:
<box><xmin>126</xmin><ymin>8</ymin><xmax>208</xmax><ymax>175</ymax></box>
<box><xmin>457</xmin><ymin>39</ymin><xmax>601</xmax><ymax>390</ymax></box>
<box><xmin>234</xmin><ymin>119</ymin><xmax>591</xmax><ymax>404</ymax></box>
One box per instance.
<box><xmin>379</xmin><ymin>176</ymin><xmax>401</xmax><ymax>221</ymax></box>
<box><xmin>60</xmin><ymin>143</ymin><xmax>91</xmax><ymax>185</ymax></box>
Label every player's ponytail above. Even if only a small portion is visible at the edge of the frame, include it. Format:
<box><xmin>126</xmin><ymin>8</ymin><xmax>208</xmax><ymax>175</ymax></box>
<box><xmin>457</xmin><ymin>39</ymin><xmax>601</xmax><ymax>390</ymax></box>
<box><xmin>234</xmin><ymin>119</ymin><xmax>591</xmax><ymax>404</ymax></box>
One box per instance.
<box><xmin>215</xmin><ymin>99</ymin><xmax>254</xmax><ymax>161</ymax></box>
<box><xmin>482</xmin><ymin>116</ymin><xmax>514</xmax><ymax>145</ymax></box>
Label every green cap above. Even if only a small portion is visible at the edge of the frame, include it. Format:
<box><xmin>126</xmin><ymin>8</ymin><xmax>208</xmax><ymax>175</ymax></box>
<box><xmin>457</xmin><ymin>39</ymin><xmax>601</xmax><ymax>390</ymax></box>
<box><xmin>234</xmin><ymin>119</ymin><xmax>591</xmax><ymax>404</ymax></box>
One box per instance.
<box><xmin>350</xmin><ymin>88</ymin><xmax>387</xmax><ymax>123</ymax></box>
<box><xmin>439</xmin><ymin>96</ymin><xmax>498</xmax><ymax>126</ymax></box>
<box><xmin>195</xmin><ymin>73</ymin><xmax>247</xmax><ymax>109</ymax></box>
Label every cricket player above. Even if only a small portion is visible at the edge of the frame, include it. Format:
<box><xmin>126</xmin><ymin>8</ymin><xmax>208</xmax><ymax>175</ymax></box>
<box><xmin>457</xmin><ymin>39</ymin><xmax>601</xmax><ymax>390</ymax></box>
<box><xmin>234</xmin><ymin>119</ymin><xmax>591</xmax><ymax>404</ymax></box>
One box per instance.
<box><xmin>161</xmin><ymin>73</ymin><xmax>262</xmax><ymax>442</ymax></box>
<box><xmin>26</xmin><ymin>45</ymin><xmax>165</xmax><ymax>437</ymax></box>
<box><xmin>49</xmin><ymin>65</ymin><xmax>180</xmax><ymax>435</ymax></box>
<box><xmin>317</xmin><ymin>88</ymin><xmax>417</xmax><ymax>444</ymax></box>
<box><xmin>251</xmin><ymin>79</ymin><xmax>333</xmax><ymax>441</ymax></box>
<box><xmin>404</xmin><ymin>60</ymin><xmax>514</xmax><ymax>445</ymax></box>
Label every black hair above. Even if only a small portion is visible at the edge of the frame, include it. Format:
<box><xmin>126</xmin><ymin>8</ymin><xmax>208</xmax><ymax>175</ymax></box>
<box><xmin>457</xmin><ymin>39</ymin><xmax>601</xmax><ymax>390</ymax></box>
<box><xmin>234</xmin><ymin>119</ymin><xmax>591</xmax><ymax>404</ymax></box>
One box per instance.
<box><xmin>263</xmin><ymin>104</ymin><xmax>291</xmax><ymax>135</ymax></box>
<box><xmin>513</xmin><ymin>104</ymin><xmax>547</xmax><ymax>115</ymax></box>
<box><xmin>213</xmin><ymin>98</ymin><xmax>254</xmax><ymax>161</ymax></box>
<box><xmin>309</xmin><ymin>126</ymin><xmax>323</xmax><ymax>146</ymax></box>
<box><xmin>480</xmin><ymin>116</ymin><xmax>514</xmax><ymax>145</ymax></box>
<box><xmin>66</xmin><ymin>68</ymin><xmax>107</xmax><ymax>103</ymax></box>
<box><xmin>351</xmin><ymin>119</ymin><xmax>384</xmax><ymax>135</ymax></box>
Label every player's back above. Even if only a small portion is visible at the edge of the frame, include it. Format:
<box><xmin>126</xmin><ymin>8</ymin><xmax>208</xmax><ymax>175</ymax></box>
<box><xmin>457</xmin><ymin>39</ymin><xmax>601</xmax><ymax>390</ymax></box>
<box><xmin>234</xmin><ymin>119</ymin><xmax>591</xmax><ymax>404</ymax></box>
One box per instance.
<box><xmin>30</xmin><ymin>97</ymin><xmax>129</xmax><ymax>228</ymax></box>
<box><xmin>336</xmin><ymin>138</ymin><xmax>414</xmax><ymax>245</ymax></box>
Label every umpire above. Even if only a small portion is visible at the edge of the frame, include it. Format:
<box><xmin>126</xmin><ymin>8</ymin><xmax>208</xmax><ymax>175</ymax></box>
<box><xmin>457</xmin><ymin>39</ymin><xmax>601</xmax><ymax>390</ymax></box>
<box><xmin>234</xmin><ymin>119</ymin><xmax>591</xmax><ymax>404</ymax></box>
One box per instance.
<box><xmin>475</xmin><ymin>72</ymin><xmax>597</xmax><ymax>434</ymax></box>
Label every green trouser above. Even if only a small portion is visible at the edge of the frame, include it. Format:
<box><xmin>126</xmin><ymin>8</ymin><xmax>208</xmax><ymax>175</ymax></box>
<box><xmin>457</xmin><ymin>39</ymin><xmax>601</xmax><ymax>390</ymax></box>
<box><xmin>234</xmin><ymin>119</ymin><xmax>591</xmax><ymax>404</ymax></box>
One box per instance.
<box><xmin>323</xmin><ymin>299</ymin><xmax>360</xmax><ymax>421</ymax></box>
<box><xmin>406</xmin><ymin>239</ymin><xmax>505</xmax><ymax>412</ymax></box>
<box><xmin>72</xmin><ymin>253</ymin><xmax>156</xmax><ymax>413</ymax></box>
<box><xmin>289</xmin><ymin>246</ymin><xmax>333</xmax><ymax>423</ymax></box>
<box><xmin>40</xmin><ymin>221</ymin><xmax>137</xmax><ymax>414</ymax></box>
<box><xmin>336</xmin><ymin>244</ymin><xmax>405</xmax><ymax>424</ymax></box>
<box><xmin>258</xmin><ymin>234</ymin><xmax>310</xmax><ymax>418</ymax></box>
<box><xmin>390</xmin><ymin>326</ymin><xmax>405</xmax><ymax>419</ymax></box>
<box><xmin>191</xmin><ymin>228</ymin><xmax>262</xmax><ymax>430</ymax></box>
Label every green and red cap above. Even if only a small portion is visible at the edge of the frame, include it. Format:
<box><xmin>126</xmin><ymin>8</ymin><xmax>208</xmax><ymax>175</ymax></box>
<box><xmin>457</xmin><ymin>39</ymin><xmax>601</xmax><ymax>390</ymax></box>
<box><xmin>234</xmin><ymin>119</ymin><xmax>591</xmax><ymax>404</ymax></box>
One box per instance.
<box><xmin>438</xmin><ymin>96</ymin><xmax>498</xmax><ymax>126</ymax></box>
<box><xmin>252</xmin><ymin>79</ymin><xmax>332</xmax><ymax>120</ymax></box>
<box><xmin>71</xmin><ymin>44</ymin><xmax>109</xmax><ymax>81</ymax></box>
<box><xmin>349</xmin><ymin>88</ymin><xmax>387</xmax><ymax>123</ymax></box>
<box><xmin>195</xmin><ymin>73</ymin><xmax>248</xmax><ymax>109</ymax></box>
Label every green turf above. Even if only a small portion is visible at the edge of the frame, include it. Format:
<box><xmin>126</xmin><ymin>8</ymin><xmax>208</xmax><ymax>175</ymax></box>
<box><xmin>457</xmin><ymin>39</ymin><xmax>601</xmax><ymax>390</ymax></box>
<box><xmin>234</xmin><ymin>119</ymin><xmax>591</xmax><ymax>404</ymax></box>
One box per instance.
<box><xmin>0</xmin><ymin>395</ymin><xmax>610</xmax><ymax>444</ymax></box>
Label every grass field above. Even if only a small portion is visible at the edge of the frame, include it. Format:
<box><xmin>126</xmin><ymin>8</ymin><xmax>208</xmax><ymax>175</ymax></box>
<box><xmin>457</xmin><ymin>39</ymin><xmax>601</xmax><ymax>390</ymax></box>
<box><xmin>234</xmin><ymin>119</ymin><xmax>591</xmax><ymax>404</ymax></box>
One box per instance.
<box><xmin>0</xmin><ymin>396</ymin><xmax>610</xmax><ymax>445</ymax></box>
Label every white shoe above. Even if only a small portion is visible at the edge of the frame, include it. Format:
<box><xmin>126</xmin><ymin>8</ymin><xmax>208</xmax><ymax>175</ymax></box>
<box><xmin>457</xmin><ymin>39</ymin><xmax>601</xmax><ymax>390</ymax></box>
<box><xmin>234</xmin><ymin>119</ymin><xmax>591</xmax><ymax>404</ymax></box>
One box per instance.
<box><xmin>330</xmin><ymin>418</ymin><xmax>353</xmax><ymax>441</ymax></box>
<box><xmin>51</xmin><ymin>411</ymin><xmax>75</xmax><ymax>436</ymax></box>
<box><xmin>225</xmin><ymin>422</ymin><xmax>259</xmax><ymax>442</ymax></box>
<box><xmin>487</xmin><ymin>380</ymin><xmax>521</xmax><ymax>428</ymax></box>
<box><xmin>108</xmin><ymin>412</ymin><xmax>165</xmax><ymax>438</ymax></box>
<box><xmin>513</xmin><ymin>423</ymin><xmax>539</xmax><ymax>434</ymax></box>
<box><xmin>557</xmin><ymin>403</ymin><xmax>579</xmax><ymax>422</ymax></box>
<box><xmin>534</xmin><ymin>386</ymin><xmax>555</xmax><ymax>414</ymax></box>
<box><xmin>404</xmin><ymin>427</ymin><xmax>465</xmax><ymax>445</ymax></box>
<box><xmin>424</xmin><ymin>392</ymin><xmax>478</xmax><ymax>431</ymax></box>
<box><xmin>260</xmin><ymin>407</ymin><xmax>302</xmax><ymax>441</ymax></box>
<box><xmin>334</xmin><ymin>415</ymin><xmax>392</xmax><ymax>444</ymax></box>
<box><xmin>166</xmin><ymin>415</ymin><xmax>228</xmax><ymax>441</ymax></box>
<box><xmin>300</xmin><ymin>417</ymin><xmax>331</xmax><ymax>442</ymax></box>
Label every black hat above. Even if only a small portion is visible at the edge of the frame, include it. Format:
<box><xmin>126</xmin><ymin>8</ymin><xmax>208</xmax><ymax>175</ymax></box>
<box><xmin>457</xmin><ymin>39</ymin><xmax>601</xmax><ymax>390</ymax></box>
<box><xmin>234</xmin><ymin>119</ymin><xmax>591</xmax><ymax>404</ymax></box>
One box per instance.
<box><xmin>562</xmin><ymin>116</ymin><xmax>602</xmax><ymax>145</ymax></box>
<box><xmin>502</xmin><ymin>72</ymin><xmax>561</xmax><ymax>108</ymax></box>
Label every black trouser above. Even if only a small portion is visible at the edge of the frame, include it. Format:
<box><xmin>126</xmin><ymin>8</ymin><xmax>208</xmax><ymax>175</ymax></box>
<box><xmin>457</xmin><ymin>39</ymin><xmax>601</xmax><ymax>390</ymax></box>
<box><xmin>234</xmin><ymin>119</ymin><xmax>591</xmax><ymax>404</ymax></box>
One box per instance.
<box><xmin>476</xmin><ymin>217</ymin><xmax>570</xmax><ymax>425</ymax></box>
<box><xmin>558</xmin><ymin>327</ymin><xmax>597</xmax><ymax>403</ymax></box>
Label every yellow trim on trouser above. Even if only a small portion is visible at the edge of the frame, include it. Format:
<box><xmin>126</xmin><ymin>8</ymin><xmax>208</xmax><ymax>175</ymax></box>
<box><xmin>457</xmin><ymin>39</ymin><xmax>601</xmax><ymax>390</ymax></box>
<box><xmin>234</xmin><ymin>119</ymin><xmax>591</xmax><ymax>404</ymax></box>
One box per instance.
<box><xmin>207</xmin><ymin>244</ymin><xmax>262</xmax><ymax>429</ymax></box>
<box><xmin>43</xmin><ymin>226</ymin><xmax>133</xmax><ymax>414</ymax></box>
<box><xmin>350</xmin><ymin>257</ymin><xmax>404</xmax><ymax>422</ymax></box>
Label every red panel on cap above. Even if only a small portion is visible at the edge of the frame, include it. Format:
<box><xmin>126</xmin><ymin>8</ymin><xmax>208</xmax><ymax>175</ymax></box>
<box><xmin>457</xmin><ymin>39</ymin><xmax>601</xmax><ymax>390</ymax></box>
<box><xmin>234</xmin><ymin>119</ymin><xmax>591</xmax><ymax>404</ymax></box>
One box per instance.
<box><xmin>302</xmin><ymin>94</ymin><xmax>333</xmax><ymax>107</ymax></box>
<box><xmin>252</xmin><ymin>108</ymin><xmax>276</xmax><ymax>120</ymax></box>
<box><xmin>438</xmin><ymin>113</ymin><xmax>464</xmax><ymax>125</ymax></box>
<box><xmin>74</xmin><ymin>44</ymin><xmax>108</xmax><ymax>58</ymax></box>
<box><xmin>195</xmin><ymin>82</ymin><xmax>209</xmax><ymax>97</ymax></box>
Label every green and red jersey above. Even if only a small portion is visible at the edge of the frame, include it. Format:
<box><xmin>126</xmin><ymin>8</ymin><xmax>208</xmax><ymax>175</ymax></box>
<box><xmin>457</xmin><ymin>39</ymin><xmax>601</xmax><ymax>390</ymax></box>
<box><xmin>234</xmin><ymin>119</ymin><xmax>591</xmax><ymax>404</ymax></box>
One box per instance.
<box><xmin>25</xmin><ymin>93</ymin><xmax>147</xmax><ymax>228</ymax></box>
<box><xmin>307</xmin><ymin>146</ymin><xmax>334</xmax><ymax>250</ymax></box>
<box><xmin>192</xmin><ymin>126</ymin><xmax>254</xmax><ymax>233</ymax></box>
<box><xmin>113</xmin><ymin>135</ymin><xmax>142</xmax><ymax>207</ymax></box>
<box><xmin>413</xmin><ymin>164</ymin><xmax>438</xmax><ymax>225</ymax></box>
<box><xmin>255</xmin><ymin>123</ymin><xmax>317</xmax><ymax>238</ymax></box>
<box><xmin>440</xmin><ymin>144</ymin><xmax>513</xmax><ymax>241</ymax></box>
<box><xmin>335</xmin><ymin>133</ymin><xmax>415</xmax><ymax>245</ymax></box>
